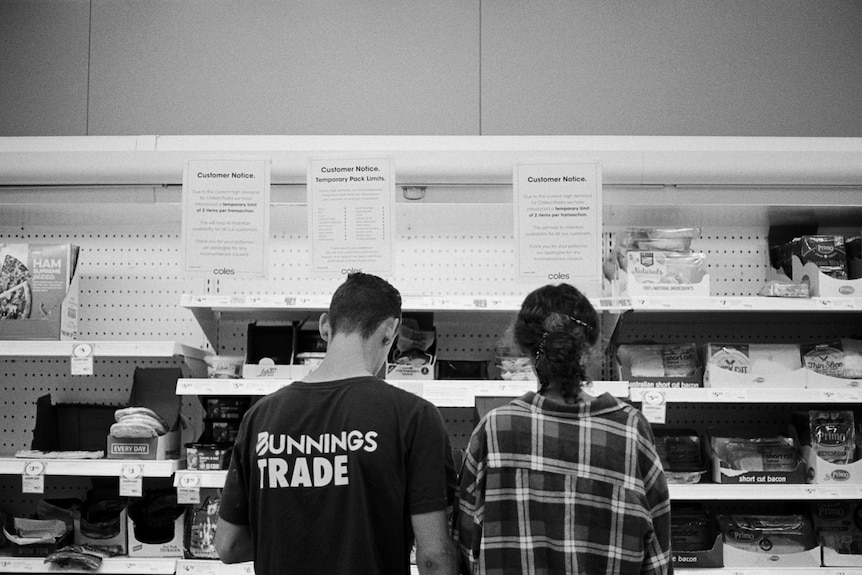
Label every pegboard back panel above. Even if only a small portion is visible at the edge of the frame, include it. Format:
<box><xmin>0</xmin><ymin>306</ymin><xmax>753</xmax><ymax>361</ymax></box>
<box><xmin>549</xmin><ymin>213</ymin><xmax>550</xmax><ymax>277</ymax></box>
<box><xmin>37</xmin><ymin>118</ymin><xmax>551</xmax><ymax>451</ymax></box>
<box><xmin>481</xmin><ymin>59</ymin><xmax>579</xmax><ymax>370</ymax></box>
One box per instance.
<box><xmin>692</xmin><ymin>228</ymin><xmax>770</xmax><ymax>297</ymax></box>
<box><xmin>1</xmin><ymin>221</ymin><xmax>208</xmax><ymax>349</ymax></box>
<box><xmin>0</xmin><ymin>357</ymin><xmax>197</xmax><ymax>455</ymax></box>
<box><xmin>615</xmin><ymin>311</ymin><xmax>862</xmax><ymax>346</ymax></box>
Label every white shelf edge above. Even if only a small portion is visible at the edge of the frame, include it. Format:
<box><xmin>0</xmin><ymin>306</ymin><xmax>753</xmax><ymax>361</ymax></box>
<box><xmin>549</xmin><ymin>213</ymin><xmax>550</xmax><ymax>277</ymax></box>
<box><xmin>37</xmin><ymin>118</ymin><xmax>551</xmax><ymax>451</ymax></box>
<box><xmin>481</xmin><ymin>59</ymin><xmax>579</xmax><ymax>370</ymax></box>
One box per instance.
<box><xmin>175</xmin><ymin>560</ymin><xmax>254</xmax><ymax>575</ymax></box>
<box><xmin>180</xmin><ymin>293</ymin><xmax>862</xmax><ymax>314</ymax></box>
<box><xmin>0</xmin><ymin>457</ymin><xmax>183</xmax><ymax>477</ymax></box>
<box><xmin>177</xmin><ymin>378</ymin><xmax>631</xmax><ymax>407</ymax></box>
<box><xmin>177</xmin><ymin>378</ymin><xmax>291</xmax><ymax>396</ymax></box>
<box><xmin>670</xmin><ymin>483</ymin><xmax>862</xmax><ymax>501</ymax></box>
<box><xmin>0</xmin><ymin>556</ymin><xmax>178</xmax><ymax>574</ymax></box>
<box><xmin>169</xmin><ymin>474</ymin><xmax>862</xmax><ymax>499</ymax></box>
<box><xmin>630</xmin><ymin>387</ymin><xmax>862</xmax><ymax>404</ymax></box>
<box><xmin>180</xmin><ymin>378</ymin><xmax>862</xmax><ymax>405</ymax></box>
<box><xmin>0</xmin><ymin>340</ymin><xmax>206</xmax><ymax>360</ymax></box>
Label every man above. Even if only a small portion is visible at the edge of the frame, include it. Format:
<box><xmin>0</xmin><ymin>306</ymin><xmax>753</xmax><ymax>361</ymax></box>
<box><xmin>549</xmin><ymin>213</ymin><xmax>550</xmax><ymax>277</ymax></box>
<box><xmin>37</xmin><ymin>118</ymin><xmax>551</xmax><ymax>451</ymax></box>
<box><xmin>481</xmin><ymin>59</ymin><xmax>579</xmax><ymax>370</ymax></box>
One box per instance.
<box><xmin>216</xmin><ymin>272</ymin><xmax>457</xmax><ymax>575</ymax></box>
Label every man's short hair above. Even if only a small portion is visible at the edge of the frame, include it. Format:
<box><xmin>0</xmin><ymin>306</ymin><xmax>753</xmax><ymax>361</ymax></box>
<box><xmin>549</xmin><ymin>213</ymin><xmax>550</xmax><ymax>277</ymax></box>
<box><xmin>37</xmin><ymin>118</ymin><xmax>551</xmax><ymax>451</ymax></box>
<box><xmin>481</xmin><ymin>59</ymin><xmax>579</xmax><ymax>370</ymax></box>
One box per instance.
<box><xmin>328</xmin><ymin>273</ymin><xmax>402</xmax><ymax>339</ymax></box>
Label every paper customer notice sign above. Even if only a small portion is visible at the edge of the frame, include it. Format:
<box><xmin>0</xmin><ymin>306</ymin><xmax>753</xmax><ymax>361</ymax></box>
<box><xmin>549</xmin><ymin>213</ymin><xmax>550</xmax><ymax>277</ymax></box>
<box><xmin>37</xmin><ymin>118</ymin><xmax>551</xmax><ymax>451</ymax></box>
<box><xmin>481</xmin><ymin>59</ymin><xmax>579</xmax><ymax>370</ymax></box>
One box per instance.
<box><xmin>514</xmin><ymin>163</ymin><xmax>602</xmax><ymax>295</ymax></box>
<box><xmin>182</xmin><ymin>159</ymin><xmax>270</xmax><ymax>278</ymax></box>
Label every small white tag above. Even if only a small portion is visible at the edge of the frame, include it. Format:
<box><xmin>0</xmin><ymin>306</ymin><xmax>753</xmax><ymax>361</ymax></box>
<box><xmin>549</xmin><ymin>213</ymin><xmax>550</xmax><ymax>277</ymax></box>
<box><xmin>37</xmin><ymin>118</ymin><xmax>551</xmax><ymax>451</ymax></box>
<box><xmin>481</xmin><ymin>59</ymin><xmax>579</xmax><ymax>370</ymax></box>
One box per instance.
<box><xmin>640</xmin><ymin>390</ymin><xmax>667</xmax><ymax>424</ymax></box>
<box><xmin>21</xmin><ymin>460</ymin><xmax>46</xmax><ymax>494</ymax></box>
<box><xmin>177</xmin><ymin>473</ymin><xmax>202</xmax><ymax>504</ymax></box>
<box><xmin>70</xmin><ymin>343</ymin><xmax>95</xmax><ymax>375</ymax></box>
<box><xmin>119</xmin><ymin>463</ymin><xmax>143</xmax><ymax>497</ymax></box>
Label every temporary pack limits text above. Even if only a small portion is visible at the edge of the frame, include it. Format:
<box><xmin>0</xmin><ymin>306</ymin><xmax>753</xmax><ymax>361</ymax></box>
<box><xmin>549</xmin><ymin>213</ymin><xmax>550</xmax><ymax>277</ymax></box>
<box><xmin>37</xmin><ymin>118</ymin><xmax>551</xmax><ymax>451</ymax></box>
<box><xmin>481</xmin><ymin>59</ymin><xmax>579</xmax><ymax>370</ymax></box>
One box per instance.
<box><xmin>197</xmin><ymin>172</ymin><xmax>256</xmax><ymax>179</ymax></box>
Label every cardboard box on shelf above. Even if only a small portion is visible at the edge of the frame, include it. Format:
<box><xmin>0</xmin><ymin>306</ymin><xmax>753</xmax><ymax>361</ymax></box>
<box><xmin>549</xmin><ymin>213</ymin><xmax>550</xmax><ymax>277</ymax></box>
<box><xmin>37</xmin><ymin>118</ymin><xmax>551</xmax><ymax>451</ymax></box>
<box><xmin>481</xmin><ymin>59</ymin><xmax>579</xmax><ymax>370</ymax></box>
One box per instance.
<box><xmin>126</xmin><ymin>510</ymin><xmax>185</xmax><ymax>558</ymax></box>
<box><xmin>703</xmin><ymin>343</ymin><xmax>807</xmax><ymax>389</ymax></box>
<box><xmin>719</xmin><ymin>514</ymin><xmax>820</xmax><ymax>568</ymax></box>
<box><xmin>106</xmin><ymin>367</ymin><xmax>183</xmax><ymax>460</ymax></box>
<box><xmin>0</xmin><ymin>243</ymin><xmax>80</xmax><ymax>340</ymax></box>
<box><xmin>705</xmin><ymin>363</ymin><xmax>807</xmax><ymax>388</ymax></box>
<box><xmin>672</xmin><ymin>533</ymin><xmax>723</xmax><ymax>569</ymax></box>
<box><xmin>708</xmin><ymin>433</ymin><xmax>806</xmax><ymax>485</ymax></box>
<box><xmin>74</xmin><ymin>507</ymin><xmax>128</xmax><ymax>554</ymax></box>
<box><xmin>387</xmin><ymin>313</ymin><xmax>436</xmax><ymax>380</ymax></box>
<box><xmin>793</xmin><ymin>256</ymin><xmax>862</xmax><ymax>297</ymax></box>
<box><xmin>31</xmin><ymin>394</ymin><xmax>117</xmax><ymax>453</ymax></box>
<box><xmin>805</xmin><ymin>369</ymin><xmax>862</xmax><ymax>389</ymax></box>
<box><xmin>615</xmin><ymin>343</ymin><xmax>703</xmax><ymax>389</ymax></box>
<box><xmin>722</xmin><ymin>544</ymin><xmax>821</xmax><ymax>568</ymax></box>
<box><xmin>802</xmin><ymin>446</ymin><xmax>862</xmax><ymax>485</ymax></box>
<box><xmin>3</xmin><ymin>515</ymin><xmax>73</xmax><ymax>557</ymax></box>
<box><xmin>810</xmin><ymin>501</ymin><xmax>862</xmax><ymax>567</ymax></box>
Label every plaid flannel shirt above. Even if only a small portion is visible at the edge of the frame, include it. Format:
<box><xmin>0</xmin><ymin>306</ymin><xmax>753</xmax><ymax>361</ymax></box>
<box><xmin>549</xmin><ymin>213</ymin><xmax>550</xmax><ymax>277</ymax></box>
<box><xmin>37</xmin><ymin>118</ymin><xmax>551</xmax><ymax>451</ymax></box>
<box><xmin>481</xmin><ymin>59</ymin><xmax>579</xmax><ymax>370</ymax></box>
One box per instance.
<box><xmin>455</xmin><ymin>392</ymin><xmax>672</xmax><ymax>575</ymax></box>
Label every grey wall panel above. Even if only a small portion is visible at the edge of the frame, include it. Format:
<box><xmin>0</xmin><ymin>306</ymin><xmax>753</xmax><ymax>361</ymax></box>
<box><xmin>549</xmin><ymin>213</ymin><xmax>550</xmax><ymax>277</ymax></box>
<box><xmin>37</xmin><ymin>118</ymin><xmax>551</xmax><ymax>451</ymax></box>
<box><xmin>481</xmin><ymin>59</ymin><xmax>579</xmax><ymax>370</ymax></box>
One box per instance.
<box><xmin>481</xmin><ymin>1</ymin><xmax>862</xmax><ymax>137</ymax></box>
<box><xmin>87</xmin><ymin>1</ymin><xmax>480</xmax><ymax>135</ymax></box>
<box><xmin>0</xmin><ymin>0</ymin><xmax>90</xmax><ymax>136</ymax></box>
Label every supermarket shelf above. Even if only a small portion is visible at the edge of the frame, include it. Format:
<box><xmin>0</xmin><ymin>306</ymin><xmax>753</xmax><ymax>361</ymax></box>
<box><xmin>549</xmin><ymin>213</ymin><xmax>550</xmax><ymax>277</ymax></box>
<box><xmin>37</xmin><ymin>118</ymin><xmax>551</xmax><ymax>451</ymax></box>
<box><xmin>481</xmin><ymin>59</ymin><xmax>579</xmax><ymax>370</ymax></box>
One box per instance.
<box><xmin>629</xmin><ymin>387</ymin><xmax>862</xmax><ymax>404</ymax></box>
<box><xmin>183</xmin><ymin>293</ymin><xmax>862</xmax><ymax>316</ymax></box>
<box><xmin>180</xmin><ymin>293</ymin><xmax>524</xmax><ymax>314</ymax></box>
<box><xmin>670</xmin><ymin>483</ymin><xmax>862</xmax><ymax>501</ymax></box>
<box><xmin>0</xmin><ymin>340</ymin><xmax>207</xmax><ymax>360</ymax></box>
<box><xmin>0</xmin><ymin>556</ymin><xmax>177</xmax><ymax>574</ymax></box>
<box><xmin>177</xmin><ymin>378</ymin><xmax>290</xmax><ymax>396</ymax></box>
<box><xmin>179</xmin><ymin>377</ymin><xmax>862</xmax><ymax>406</ymax></box>
<box><xmin>177</xmin><ymin>378</ymin><xmax>628</xmax><ymax>406</ymax></box>
<box><xmin>0</xmin><ymin>457</ymin><xmax>183</xmax><ymax>478</ymax></box>
<box><xmin>605</xmin><ymin>296</ymin><xmax>862</xmax><ymax>313</ymax></box>
<box><xmin>169</xmin><ymin>474</ymin><xmax>862</xmax><ymax>500</ymax></box>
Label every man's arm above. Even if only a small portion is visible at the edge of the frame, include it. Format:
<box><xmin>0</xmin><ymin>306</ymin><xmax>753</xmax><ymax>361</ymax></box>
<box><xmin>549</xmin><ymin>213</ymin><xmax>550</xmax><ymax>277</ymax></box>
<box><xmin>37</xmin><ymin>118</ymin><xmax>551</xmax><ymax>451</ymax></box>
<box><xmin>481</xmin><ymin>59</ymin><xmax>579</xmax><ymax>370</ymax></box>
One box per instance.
<box><xmin>411</xmin><ymin>509</ymin><xmax>457</xmax><ymax>575</ymax></box>
<box><xmin>215</xmin><ymin>516</ymin><xmax>254</xmax><ymax>564</ymax></box>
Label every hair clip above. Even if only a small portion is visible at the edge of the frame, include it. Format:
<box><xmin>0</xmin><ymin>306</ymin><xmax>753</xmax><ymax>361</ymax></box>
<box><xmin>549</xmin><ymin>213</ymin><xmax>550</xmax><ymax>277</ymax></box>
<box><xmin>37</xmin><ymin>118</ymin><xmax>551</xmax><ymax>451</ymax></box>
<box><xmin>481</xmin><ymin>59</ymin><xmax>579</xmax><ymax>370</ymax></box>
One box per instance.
<box><xmin>567</xmin><ymin>315</ymin><xmax>594</xmax><ymax>332</ymax></box>
<box><xmin>536</xmin><ymin>331</ymin><xmax>548</xmax><ymax>361</ymax></box>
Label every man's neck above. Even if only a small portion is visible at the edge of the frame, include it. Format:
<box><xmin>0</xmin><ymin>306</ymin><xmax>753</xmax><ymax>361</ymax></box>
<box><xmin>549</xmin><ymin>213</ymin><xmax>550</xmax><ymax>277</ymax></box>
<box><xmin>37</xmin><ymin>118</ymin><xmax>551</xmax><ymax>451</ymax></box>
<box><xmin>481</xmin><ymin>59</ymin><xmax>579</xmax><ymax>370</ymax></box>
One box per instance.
<box><xmin>301</xmin><ymin>333</ymin><xmax>378</xmax><ymax>383</ymax></box>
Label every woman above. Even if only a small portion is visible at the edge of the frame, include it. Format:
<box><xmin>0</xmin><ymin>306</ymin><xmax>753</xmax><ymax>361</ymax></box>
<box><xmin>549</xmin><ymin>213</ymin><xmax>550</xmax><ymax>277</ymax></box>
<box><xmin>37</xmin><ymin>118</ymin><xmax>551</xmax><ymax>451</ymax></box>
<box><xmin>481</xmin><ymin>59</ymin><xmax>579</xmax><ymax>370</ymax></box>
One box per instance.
<box><xmin>454</xmin><ymin>283</ymin><xmax>672</xmax><ymax>574</ymax></box>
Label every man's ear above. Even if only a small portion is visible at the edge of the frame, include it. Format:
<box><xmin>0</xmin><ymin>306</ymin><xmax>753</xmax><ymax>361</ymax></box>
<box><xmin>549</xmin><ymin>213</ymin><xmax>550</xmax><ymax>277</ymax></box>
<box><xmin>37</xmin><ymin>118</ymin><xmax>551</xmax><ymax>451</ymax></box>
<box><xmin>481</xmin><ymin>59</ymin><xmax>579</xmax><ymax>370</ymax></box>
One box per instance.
<box><xmin>381</xmin><ymin>317</ymin><xmax>400</xmax><ymax>347</ymax></box>
<box><xmin>318</xmin><ymin>312</ymin><xmax>332</xmax><ymax>343</ymax></box>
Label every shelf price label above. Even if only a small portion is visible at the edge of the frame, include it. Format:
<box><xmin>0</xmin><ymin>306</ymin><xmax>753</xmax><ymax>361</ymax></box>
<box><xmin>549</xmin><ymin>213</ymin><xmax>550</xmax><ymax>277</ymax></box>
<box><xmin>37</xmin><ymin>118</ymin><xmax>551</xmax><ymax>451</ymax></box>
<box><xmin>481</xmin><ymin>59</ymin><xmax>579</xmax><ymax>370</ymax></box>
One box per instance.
<box><xmin>709</xmin><ymin>390</ymin><xmax>748</xmax><ymax>402</ymax></box>
<box><xmin>820</xmin><ymin>389</ymin><xmax>862</xmax><ymax>402</ymax></box>
<box><xmin>640</xmin><ymin>390</ymin><xmax>667</xmax><ymax>424</ymax></box>
<box><xmin>70</xmin><ymin>342</ymin><xmax>94</xmax><ymax>376</ymax></box>
<box><xmin>177</xmin><ymin>473</ymin><xmax>202</xmax><ymax>504</ymax></box>
<box><xmin>21</xmin><ymin>460</ymin><xmax>46</xmax><ymax>494</ymax></box>
<box><xmin>120</xmin><ymin>463</ymin><xmax>144</xmax><ymax>497</ymax></box>
<box><xmin>0</xmin><ymin>559</ymin><xmax>33</xmax><ymax>572</ymax></box>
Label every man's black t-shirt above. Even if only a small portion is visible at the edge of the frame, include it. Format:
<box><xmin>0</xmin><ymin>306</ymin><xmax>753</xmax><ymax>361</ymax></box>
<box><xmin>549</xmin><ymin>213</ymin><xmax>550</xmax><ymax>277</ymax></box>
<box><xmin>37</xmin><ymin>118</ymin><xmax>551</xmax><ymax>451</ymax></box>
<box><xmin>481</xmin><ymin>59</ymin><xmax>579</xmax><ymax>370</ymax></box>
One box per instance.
<box><xmin>219</xmin><ymin>376</ymin><xmax>455</xmax><ymax>575</ymax></box>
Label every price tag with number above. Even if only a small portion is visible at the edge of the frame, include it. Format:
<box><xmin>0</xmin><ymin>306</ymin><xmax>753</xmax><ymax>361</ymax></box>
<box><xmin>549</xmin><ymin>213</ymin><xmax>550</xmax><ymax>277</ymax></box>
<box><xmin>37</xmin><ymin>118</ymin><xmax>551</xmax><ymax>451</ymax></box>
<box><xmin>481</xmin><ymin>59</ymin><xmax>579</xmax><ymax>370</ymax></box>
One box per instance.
<box><xmin>640</xmin><ymin>390</ymin><xmax>667</xmax><ymax>424</ymax></box>
<box><xmin>177</xmin><ymin>473</ymin><xmax>202</xmax><ymax>504</ymax></box>
<box><xmin>22</xmin><ymin>460</ymin><xmax>46</xmax><ymax>494</ymax></box>
<box><xmin>120</xmin><ymin>463</ymin><xmax>144</xmax><ymax>497</ymax></box>
<box><xmin>70</xmin><ymin>342</ymin><xmax>94</xmax><ymax>376</ymax></box>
